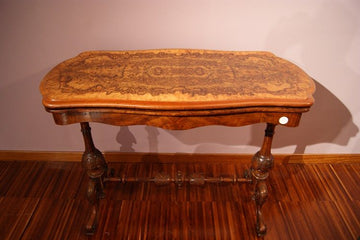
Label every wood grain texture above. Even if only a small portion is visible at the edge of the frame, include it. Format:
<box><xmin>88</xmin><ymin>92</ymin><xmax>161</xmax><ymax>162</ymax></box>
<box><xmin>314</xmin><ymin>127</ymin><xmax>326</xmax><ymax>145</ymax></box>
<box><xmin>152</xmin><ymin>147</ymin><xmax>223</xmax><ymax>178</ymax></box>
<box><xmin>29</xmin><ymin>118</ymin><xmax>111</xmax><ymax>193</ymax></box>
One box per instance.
<box><xmin>1</xmin><ymin>151</ymin><xmax>359</xmax><ymax>164</ymax></box>
<box><xmin>39</xmin><ymin>50</ymin><xmax>315</xmax><ymax>129</ymax></box>
<box><xmin>1</xmin><ymin>159</ymin><xmax>359</xmax><ymax>240</ymax></box>
<box><xmin>40</xmin><ymin>49</ymin><xmax>315</xmax><ymax>110</ymax></box>
<box><xmin>50</xmin><ymin>108</ymin><xmax>304</xmax><ymax>128</ymax></box>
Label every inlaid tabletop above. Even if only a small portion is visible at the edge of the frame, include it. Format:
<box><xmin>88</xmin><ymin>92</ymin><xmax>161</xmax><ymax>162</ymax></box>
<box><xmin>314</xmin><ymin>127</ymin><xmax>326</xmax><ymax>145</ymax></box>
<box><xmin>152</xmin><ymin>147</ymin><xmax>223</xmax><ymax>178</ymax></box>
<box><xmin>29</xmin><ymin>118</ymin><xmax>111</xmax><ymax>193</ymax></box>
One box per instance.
<box><xmin>40</xmin><ymin>49</ymin><xmax>315</xmax><ymax>110</ymax></box>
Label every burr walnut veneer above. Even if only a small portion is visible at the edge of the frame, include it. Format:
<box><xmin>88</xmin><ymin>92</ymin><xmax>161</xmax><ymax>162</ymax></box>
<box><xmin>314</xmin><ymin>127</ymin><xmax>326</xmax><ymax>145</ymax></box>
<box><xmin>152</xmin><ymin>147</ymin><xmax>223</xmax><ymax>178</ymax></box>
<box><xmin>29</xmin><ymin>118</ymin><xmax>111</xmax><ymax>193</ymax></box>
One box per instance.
<box><xmin>40</xmin><ymin>49</ymin><xmax>315</xmax><ymax>237</ymax></box>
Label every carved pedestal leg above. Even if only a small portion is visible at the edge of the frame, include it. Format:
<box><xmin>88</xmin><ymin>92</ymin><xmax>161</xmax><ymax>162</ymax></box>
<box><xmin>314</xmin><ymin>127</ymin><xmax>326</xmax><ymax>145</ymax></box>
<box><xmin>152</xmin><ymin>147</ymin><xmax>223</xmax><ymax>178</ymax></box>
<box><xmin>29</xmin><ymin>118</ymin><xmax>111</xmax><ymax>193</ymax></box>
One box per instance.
<box><xmin>80</xmin><ymin>122</ymin><xmax>108</xmax><ymax>235</ymax></box>
<box><xmin>251</xmin><ymin>123</ymin><xmax>275</xmax><ymax>237</ymax></box>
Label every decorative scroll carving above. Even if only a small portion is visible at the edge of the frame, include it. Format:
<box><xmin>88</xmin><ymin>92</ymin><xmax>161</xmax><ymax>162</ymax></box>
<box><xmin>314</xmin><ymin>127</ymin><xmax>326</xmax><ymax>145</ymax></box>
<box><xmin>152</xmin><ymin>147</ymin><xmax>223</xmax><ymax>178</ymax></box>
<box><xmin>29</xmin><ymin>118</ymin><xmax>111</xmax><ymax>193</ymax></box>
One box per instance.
<box><xmin>104</xmin><ymin>170</ymin><xmax>252</xmax><ymax>187</ymax></box>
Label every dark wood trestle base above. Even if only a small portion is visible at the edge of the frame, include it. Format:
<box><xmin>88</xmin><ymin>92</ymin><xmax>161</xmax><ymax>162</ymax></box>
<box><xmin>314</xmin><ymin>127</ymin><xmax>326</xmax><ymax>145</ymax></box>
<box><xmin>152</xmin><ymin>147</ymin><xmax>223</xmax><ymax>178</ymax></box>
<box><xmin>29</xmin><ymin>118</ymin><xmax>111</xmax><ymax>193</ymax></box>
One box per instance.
<box><xmin>80</xmin><ymin>122</ymin><xmax>276</xmax><ymax>237</ymax></box>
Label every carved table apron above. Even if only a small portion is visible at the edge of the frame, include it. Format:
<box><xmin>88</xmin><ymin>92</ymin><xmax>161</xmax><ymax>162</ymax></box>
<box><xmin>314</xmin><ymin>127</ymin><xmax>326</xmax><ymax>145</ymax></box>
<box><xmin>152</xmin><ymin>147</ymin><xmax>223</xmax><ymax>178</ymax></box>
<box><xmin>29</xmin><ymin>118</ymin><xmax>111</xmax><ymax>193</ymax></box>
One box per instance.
<box><xmin>40</xmin><ymin>49</ymin><xmax>315</xmax><ymax>237</ymax></box>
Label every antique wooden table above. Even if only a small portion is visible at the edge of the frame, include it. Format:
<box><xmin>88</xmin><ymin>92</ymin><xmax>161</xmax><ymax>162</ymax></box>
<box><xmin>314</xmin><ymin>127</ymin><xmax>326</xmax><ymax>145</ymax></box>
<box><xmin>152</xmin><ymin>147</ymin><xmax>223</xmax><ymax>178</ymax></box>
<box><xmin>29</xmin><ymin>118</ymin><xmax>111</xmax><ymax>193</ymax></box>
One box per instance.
<box><xmin>40</xmin><ymin>49</ymin><xmax>315</xmax><ymax>237</ymax></box>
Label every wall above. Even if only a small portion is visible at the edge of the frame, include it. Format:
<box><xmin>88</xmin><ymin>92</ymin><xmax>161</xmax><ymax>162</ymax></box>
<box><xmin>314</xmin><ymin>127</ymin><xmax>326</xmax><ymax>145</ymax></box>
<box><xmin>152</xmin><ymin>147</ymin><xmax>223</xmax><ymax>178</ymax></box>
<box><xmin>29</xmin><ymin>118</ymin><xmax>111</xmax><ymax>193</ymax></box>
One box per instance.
<box><xmin>0</xmin><ymin>0</ymin><xmax>359</xmax><ymax>154</ymax></box>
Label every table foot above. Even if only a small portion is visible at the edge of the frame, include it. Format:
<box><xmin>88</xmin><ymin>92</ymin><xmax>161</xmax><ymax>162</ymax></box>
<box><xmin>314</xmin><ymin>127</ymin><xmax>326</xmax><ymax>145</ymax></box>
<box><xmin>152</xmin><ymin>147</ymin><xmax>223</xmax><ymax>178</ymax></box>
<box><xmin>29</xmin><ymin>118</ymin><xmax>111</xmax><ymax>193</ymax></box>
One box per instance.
<box><xmin>250</xmin><ymin>123</ymin><xmax>275</xmax><ymax>237</ymax></box>
<box><xmin>85</xmin><ymin>215</ymin><xmax>96</xmax><ymax>236</ymax></box>
<box><xmin>85</xmin><ymin>180</ymin><xmax>98</xmax><ymax>235</ymax></box>
<box><xmin>254</xmin><ymin>180</ymin><xmax>268</xmax><ymax>237</ymax></box>
<box><xmin>80</xmin><ymin>122</ymin><xmax>107</xmax><ymax>235</ymax></box>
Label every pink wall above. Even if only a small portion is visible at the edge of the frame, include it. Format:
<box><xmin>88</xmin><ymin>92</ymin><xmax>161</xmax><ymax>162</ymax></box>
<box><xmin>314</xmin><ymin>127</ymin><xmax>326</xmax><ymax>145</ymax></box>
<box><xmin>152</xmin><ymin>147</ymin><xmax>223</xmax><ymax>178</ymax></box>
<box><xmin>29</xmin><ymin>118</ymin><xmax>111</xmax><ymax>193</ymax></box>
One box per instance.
<box><xmin>0</xmin><ymin>0</ymin><xmax>359</xmax><ymax>154</ymax></box>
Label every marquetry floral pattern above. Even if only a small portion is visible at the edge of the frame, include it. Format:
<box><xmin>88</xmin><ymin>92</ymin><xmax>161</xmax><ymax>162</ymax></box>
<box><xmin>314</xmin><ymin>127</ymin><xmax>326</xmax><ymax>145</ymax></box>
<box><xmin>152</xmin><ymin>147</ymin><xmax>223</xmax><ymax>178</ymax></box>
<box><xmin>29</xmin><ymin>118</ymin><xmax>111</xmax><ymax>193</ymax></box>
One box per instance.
<box><xmin>41</xmin><ymin>49</ymin><xmax>315</xmax><ymax>108</ymax></box>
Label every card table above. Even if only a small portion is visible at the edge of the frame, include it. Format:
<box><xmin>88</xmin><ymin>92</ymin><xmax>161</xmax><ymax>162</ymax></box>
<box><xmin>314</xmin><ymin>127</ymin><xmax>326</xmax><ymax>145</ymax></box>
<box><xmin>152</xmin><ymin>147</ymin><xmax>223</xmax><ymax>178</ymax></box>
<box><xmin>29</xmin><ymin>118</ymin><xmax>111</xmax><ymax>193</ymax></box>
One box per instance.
<box><xmin>40</xmin><ymin>49</ymin><xmax>315</xmax><ymax>236</ymax></box>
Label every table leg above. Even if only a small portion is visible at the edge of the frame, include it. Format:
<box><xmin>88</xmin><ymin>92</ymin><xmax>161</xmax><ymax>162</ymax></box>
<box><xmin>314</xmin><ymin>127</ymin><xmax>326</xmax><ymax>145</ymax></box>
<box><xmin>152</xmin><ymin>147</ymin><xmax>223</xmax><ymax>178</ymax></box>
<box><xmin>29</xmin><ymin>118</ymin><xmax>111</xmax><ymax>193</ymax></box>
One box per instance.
<box><xmin>251</xmin><ymin>123</ymin><xmax>275</xmax><ymax>237</ymax></box>
<box><xmin>80</xmin><ymin>122</ymin><xmax>108</xmax><ymax>235</ymax></box>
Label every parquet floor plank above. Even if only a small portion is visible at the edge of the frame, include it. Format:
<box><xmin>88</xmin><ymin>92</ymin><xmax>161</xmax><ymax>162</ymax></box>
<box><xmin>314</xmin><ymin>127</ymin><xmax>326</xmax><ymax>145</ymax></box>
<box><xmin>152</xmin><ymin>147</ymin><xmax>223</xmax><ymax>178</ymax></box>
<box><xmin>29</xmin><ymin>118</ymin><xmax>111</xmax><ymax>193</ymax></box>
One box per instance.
<box><xmin>0</xmin><ymin>160</ymin><xmax>359</xmax><ymax>239</ymax></box>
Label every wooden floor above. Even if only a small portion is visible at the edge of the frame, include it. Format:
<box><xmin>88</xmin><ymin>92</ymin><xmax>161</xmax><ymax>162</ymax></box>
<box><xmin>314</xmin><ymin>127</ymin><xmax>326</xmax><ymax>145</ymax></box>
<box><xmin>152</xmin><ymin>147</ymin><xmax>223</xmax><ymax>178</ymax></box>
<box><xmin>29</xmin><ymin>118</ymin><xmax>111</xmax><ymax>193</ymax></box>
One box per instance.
<box><xmin>0</xmin><ymin>158</ymin><xmax>359</xmax><ymax>240</ymax></box>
